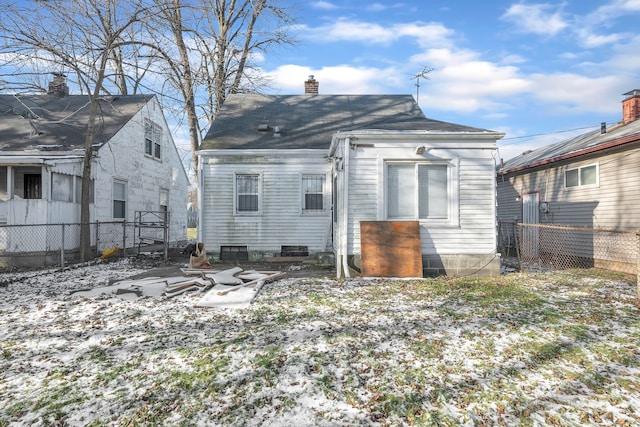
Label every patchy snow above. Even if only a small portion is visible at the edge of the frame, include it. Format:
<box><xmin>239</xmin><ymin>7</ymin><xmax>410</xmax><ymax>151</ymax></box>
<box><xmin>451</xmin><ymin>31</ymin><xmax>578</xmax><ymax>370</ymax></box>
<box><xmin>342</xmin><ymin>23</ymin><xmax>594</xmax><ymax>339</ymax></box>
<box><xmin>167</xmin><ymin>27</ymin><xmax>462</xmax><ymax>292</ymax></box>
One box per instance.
<box><xmin>1</xmin><ymin>260</ymin><xmax>639</xmax><ymax>426</ymax></box>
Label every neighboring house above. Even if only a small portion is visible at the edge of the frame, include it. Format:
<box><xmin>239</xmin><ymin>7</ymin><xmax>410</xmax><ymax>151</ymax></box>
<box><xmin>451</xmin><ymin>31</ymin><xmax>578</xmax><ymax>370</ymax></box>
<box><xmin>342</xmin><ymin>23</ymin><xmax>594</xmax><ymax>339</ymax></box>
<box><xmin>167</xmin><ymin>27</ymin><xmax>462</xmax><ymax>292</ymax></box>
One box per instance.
<box><xmin>0</xmin><ymin>75</ymin><xmax>189</xmax><ymax>254</ymax></box>
<box><xmin>197</xmin><ymin>76</ymin><xmax>504</xmax><ymax>277</ymax></box>
<box><xmin>497</xmin><ymin>89</ymin><xmax>640</xmax><ymax>231</ymax></box>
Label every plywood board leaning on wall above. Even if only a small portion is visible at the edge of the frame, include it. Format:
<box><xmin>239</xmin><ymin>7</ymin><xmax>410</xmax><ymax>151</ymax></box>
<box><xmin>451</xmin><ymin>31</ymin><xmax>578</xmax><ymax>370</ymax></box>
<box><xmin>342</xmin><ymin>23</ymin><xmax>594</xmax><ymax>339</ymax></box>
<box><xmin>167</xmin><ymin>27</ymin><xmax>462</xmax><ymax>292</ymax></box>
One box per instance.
<box><xmin>360</xmin><ymin>221</ymin><xmax>423</xmax><ymax>278</ymax></box>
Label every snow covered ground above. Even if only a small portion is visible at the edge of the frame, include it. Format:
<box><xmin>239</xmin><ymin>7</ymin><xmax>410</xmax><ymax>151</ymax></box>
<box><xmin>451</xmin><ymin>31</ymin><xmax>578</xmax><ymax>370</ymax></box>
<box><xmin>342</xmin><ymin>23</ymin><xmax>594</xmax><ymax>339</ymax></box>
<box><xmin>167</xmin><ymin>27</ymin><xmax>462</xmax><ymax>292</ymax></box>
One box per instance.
<box><xmin>1</xmin><ymin>259</ymin><xmax>639</xmax><ymax>426</ymax></box>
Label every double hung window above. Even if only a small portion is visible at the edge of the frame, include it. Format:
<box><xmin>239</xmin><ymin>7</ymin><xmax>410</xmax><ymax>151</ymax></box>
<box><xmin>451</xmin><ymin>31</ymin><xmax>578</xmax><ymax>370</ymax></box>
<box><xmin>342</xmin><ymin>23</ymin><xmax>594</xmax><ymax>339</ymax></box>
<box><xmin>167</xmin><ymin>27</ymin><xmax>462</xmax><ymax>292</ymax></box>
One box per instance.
<box><xmin>144</xmin><ymin>119</ymin><xmax>162</xmax><ymax>160</ymax></box>
<box><xmin>236</xmin><ymin>174</ymin><xmax>260</xmax><ymax>213</ymax></box>
<box><xmin>302</xmin><ymin>174</ymin><xmax>325</xmax><ymax>211</ymax></box>
<box><xmin>113</xmin><ymin>180</ymin><xmax>127</xmax><ymax>219</ymax></box>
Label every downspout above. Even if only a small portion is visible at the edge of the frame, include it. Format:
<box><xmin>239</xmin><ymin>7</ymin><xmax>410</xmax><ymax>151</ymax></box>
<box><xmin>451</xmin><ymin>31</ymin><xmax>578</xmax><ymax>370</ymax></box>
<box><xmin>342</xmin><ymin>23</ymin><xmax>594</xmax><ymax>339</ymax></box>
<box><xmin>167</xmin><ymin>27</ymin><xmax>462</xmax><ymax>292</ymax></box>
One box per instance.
<box><xmin>329</xmin><ymin>134</ymin><xmax>342</xmax><ymax>279</ymax></box>
<box><xmin>342</xmin><ymin>137</ymin><xmax>351</xmax><ymax>278</ymax></box>
<box><xmin>197</xmin><ymin>156</ymin><xmax>203</xmax><ymax>244</ymax></box>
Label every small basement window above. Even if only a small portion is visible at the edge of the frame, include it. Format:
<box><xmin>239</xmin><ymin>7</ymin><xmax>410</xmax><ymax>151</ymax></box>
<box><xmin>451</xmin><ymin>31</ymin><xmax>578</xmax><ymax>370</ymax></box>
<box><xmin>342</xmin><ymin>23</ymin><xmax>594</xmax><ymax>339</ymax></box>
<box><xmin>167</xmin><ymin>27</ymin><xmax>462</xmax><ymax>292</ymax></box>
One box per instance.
<box><xmin>281</xmin><ymin>245</ymin><xmax>309</xmax><ymax>257</ymax></box>
<box><xmin>220</xmin><ymin>246</ymin><xmax>248</xmax><ymax>261</ymax></box>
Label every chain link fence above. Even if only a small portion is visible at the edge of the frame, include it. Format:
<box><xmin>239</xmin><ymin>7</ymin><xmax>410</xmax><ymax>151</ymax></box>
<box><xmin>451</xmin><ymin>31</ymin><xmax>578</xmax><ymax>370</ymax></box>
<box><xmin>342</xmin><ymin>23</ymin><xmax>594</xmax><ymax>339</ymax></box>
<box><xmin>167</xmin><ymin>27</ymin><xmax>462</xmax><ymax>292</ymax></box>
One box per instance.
<box><xmin>0</xmin><ymin>219</ymin><xmax>169</xmax><ymax>272</ymax></box>
<box><xmin>498</xmin><ymin>221</ymin><xmax>639</xmax><ymax>277</ymax></box>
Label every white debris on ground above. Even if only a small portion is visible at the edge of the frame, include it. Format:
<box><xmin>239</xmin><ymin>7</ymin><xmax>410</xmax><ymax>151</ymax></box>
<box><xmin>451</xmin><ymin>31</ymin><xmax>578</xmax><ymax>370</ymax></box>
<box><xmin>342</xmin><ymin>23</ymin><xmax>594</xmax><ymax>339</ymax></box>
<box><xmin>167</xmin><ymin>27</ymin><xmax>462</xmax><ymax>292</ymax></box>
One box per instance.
<box><xmin>64</xmin><ymin>263</ymin><xmax>286</xmax><ymax>309</ymax></box>
<box><xmin>1</xmin><ymin>259</ymin><xmax>639</xmax><ymax>426</ymax></box>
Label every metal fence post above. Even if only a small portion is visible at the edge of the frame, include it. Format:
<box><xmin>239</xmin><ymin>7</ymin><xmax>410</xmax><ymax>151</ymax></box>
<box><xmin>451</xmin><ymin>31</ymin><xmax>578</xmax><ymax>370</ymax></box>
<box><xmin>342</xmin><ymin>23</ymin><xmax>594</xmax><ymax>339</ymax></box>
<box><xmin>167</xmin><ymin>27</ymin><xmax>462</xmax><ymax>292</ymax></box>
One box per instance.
<box><xmin>61</xmin><ymin>224</ymin><xmax>65</xmax><ymax>268</ymax></box>
<box><xmin>122</xmin><ymin>220</ymin><xmax>127</xmax><ymax>257</ymax></box>
<box><xmin>95</xmin><ymin>221</ymin><xmax>100</xmax><ymax>256</ymax></box>
<box><xmin>164</xmin><ymin>212</ymin><xmax>169</xmax><ymax>261</ymax></box>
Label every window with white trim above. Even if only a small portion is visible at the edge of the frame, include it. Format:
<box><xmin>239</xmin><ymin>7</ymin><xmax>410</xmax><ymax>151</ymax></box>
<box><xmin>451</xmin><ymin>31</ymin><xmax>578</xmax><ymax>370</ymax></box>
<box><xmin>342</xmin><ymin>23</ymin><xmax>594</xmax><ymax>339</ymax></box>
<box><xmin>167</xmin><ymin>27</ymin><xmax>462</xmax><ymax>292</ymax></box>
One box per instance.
<box><xmin>565</xmin><ymin>164</ymin><xmax>598</xmax><ymax>188</ymax></box>
<box><xmin>144</xmin><ymin>119</ymin><xmax>162</xmax><ymax>160</ymax></box>
<box><xmin>235</xmin><ymin>174</ymin><xmax>260</xmax><ymax>214</ymax></box>
<box><xmin>302</xmin><ymin>174</ymin><xmax>325</xmax><ymax>211</ymax></box>
<box><xmin>387</xmin><ymin>163</ymin><xmax>448</xmax><ymax>220</ymax></box>
<box><xmin>113</xmin><ymin>180</ymin><xmax>127</xmax><ymax>219</ymax></box>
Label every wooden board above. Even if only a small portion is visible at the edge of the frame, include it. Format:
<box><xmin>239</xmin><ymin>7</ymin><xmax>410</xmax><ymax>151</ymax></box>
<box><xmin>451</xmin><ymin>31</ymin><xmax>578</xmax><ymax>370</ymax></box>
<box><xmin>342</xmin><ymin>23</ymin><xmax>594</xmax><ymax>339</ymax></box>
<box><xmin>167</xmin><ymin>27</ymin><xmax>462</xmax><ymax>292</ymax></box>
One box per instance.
<box><xmin>360</xmin><ymin>221</ymin><xmax>423</xmax><ymax>277</ymax></box>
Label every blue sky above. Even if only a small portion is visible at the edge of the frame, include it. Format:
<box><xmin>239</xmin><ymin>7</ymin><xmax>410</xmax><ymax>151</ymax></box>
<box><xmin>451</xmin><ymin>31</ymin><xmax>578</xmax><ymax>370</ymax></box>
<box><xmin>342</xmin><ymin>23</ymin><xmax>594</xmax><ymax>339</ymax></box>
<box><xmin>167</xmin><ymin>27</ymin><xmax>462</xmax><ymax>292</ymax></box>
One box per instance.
<box><xmin>255</xmin><ymin>0</ymin><xmax>640</xmax><ymax>161</ymax></box>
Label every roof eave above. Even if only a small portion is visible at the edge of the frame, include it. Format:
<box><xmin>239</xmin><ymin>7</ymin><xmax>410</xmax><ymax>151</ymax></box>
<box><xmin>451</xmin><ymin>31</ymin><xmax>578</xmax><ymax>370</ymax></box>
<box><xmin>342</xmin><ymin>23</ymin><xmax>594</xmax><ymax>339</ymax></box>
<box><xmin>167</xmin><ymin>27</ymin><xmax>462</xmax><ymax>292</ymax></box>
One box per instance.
<box><xmin>499</xmin><ymin>132</ymin><xmax>640</xmax><ymax>175</ymax></box>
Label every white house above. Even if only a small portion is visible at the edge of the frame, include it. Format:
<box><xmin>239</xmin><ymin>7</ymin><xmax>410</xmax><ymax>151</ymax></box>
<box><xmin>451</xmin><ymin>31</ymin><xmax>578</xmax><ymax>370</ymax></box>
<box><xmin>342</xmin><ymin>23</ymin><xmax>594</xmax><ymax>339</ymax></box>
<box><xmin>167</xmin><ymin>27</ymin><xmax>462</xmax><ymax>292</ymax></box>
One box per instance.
<box><xmin>0</xmin><ymin>76</ymin><xmax>189</xmax><ymax>256</ymax></box>
<box><xmin>197</xmin><ymin>77</ymin><xmax>504</xmax><ymax>277</ymax></box>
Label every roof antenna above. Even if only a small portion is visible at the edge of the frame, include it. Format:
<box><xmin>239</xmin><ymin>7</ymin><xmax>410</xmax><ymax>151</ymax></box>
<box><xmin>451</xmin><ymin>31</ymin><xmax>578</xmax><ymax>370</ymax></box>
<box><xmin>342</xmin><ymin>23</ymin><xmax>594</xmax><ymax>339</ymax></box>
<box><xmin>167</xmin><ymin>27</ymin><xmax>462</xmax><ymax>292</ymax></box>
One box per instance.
<box><xmin>411</xmin><ymin>66</ymin><xmax>433</xmax><ymax>104</ymax></box>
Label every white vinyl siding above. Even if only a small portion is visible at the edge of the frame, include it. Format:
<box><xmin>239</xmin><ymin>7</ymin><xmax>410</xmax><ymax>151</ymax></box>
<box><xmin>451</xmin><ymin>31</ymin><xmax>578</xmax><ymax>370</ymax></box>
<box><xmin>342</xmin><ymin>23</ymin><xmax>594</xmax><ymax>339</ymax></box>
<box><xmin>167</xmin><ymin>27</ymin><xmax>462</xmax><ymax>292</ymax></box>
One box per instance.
<box><xmin>200</xmin><ymin>154</ymin><xmax>331</xmax><ymax>255</ymax></box>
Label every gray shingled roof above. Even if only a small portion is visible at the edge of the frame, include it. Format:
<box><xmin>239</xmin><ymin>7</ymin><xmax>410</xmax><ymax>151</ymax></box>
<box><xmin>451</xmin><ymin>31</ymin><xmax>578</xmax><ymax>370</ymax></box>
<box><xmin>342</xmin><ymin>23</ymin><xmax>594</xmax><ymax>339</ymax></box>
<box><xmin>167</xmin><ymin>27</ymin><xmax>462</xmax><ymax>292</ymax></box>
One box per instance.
<box><xmin>201</xmin><ymin>94</ymin><xmax>492</xmax><ymax>150</ymax></box>
<box><xmin>500</xmin><ymin>119</ymin><xmax>640</xmax><ymax>173</ymax></box>
<box><xmin>0</xmin><ymin>94</ymin><xmax>154</xmax><ymax>153</ymax></box>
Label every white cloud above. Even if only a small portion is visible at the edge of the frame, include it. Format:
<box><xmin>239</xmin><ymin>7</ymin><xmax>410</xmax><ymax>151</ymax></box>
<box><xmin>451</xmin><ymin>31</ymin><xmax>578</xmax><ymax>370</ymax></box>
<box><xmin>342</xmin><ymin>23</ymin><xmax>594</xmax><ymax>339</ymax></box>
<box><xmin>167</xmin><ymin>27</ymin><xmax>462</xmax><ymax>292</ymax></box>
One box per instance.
<box><xmin>266</xmin><ymin>64</ymin><xmax>405</xmax><ymax>94</ymax></box>
<box><xmin>410</xmin><ymin>48</ymin><xmax>531</xmax><ymax>113</ymax></box>
<box><xmin>528</xmin><ymin>73</ymin><xmax>621</xmax><ymax>114</ymax></box>
<box><xmin>365</xmin><ymin>2</ymin><xmax>404</xmax><ymax>12</ymax></box>
<box><xmin>585</xmin><ymin>0</ymin><xmax>640</xmax><ymax>24</ymax></box>
<box><xmin>501</xmin><ymin>3</ymin><xmax>568</xmax><ymax>36</ymax></box>
<box><xmin>574</xmin><ymin>29</ymin><xmax>625</xmax><ymax>48</ymax></box>
<box><xmin>500</xmin><ymin>54</ymin><xmax>527</xmax><ymax>65</ymax></box>
<box><xmin>310</xmin><ymin>1</ymin><xmax>339</xmax><ymax>10</ymax></box>
<box><xmin>267</xmin><ymin>6</ymin><xmax>640</xmax><ymax>138</ymax></box>
<box><xmin>301</xmin><ymin>19</ymin><xmax>453</xmax><ymax>47</ymax></box>
<box><xmin>571</xmin><ymin>0</ymin><xmax>640</xmax><ymax>48</ymax></box>
<box><xmin>366</xmin><ymin>3</ymin><xmax>388</xmax><ymax>12</ymax></box>
<box><xmin>604</xmin><ymin>34</ymin><xmax>640</xmax><ymax>72</ymax></box>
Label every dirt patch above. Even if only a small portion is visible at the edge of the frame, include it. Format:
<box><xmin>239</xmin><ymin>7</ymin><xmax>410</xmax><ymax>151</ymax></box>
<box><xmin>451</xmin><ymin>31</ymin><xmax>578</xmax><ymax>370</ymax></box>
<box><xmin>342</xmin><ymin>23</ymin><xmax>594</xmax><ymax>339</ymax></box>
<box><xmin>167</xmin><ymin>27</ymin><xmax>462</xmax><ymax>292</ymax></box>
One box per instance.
<box><xmin>119</xmin><ymin>255</ymin><xmax>336</xmax><ymax>281</ymax></box>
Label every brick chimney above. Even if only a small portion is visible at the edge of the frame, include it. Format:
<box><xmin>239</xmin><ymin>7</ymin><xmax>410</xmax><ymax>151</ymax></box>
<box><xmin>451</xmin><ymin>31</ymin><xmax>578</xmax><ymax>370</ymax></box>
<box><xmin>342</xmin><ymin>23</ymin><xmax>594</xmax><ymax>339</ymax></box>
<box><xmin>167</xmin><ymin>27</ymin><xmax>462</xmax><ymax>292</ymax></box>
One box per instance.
<box><xmin>622</xmin><ymin>89</ymin><xmax>640</xmax><ymax>124</ymax></box>
<box><xmin>304</xmin><ymin>75</ymin><xmax>319</xmax><ymax>95</ymax></box>
<box><xmin>48</xmin><ymin>72</ymin><xmax>69</xmax><ymax>97</ymax></box>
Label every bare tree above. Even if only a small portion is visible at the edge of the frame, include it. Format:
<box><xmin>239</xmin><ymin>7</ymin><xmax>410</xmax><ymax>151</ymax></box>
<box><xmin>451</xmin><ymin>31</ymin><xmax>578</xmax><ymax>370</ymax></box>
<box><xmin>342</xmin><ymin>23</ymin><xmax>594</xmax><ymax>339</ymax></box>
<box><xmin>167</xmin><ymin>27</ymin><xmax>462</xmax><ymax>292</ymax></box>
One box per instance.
<box><xmin>0</xmin><ymin>0</ymin><xmax>153</xmax><ymax>260</ymax></box>
<box><xmin>0</xmin><ymin>0</ymin><xmax>296</xmax><ymax>260</ymax></box>
<box><xmin>147</xmin><ymin>0</ymin><xmax>296</xmax><ymax>176</ymax></box>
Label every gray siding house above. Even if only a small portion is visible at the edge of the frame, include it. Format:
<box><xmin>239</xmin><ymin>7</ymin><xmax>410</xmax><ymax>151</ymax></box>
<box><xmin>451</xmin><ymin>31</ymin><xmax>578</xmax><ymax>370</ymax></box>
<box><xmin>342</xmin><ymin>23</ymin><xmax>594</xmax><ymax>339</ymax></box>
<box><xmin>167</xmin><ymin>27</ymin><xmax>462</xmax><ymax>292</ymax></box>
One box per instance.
<box><xmin>198</xmin><ymin>77</ymin><xmax>504</xmax><ymax>277</ymax></box>
<box><xmin>0</xmin><ymin>76</ymin><xmax>189</xmax><ymax>254</ymax></box>
<box><xmin>497</xmin><ymin>89</ymin><xmax>640</xmax><ymax>231</ymax></box>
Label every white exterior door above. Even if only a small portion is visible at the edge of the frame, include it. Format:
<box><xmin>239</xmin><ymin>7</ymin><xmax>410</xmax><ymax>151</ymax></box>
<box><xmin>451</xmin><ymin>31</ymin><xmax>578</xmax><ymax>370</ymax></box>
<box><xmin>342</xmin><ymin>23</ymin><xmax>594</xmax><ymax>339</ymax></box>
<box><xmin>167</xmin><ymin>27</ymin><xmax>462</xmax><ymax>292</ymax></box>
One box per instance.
<box><xmin>521</xmin><ymin>192</ymin><xmax>539</xmax><ymax>258</ymax></box>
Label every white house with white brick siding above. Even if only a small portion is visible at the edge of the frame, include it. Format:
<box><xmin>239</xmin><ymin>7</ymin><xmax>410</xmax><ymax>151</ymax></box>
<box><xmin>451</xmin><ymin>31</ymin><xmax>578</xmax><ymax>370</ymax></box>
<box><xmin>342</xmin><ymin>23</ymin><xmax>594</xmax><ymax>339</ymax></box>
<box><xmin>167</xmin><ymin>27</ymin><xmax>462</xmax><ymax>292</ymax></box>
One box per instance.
<box><xmin>0</xmin><ymin>77</ymin><xmax>189</xmax><ymax>255</ymax></box>
<box><xmin>197</xmin><ymin>77</ymin><xmax>504</xmax><ymax>277</ymax></box>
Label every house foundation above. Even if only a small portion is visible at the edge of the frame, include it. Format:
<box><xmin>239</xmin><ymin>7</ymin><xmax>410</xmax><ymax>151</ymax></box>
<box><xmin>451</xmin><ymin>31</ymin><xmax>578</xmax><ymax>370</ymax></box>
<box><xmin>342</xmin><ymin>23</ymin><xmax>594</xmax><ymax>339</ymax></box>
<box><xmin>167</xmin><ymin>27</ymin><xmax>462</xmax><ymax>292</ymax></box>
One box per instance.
<box><xmin>422</xmin><ymin>253</ymin><xmax>501</xmax><ymax>277</ymax></box>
